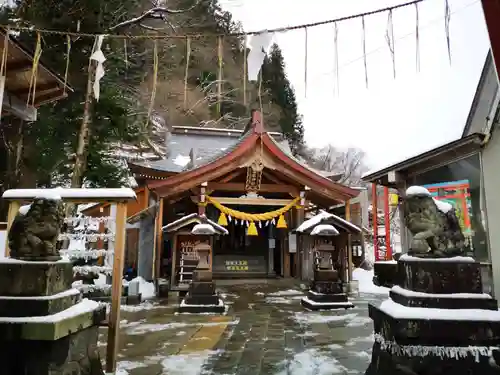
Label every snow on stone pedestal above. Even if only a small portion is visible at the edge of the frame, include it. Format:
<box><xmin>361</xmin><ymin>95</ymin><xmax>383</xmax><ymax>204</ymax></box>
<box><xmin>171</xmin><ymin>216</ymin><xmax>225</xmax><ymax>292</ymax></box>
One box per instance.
<box><xmin>365</xmin><ymin>255</ymin><xmax>500</xmax><ymax>375</ymax></box>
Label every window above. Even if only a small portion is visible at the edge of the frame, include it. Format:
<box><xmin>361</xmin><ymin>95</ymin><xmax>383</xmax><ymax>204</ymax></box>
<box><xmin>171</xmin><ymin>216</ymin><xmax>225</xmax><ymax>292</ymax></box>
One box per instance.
<box><xmin>412</xmin><ymin>153</ymin><xmax>489</xmax><ymax>262</ymax></box>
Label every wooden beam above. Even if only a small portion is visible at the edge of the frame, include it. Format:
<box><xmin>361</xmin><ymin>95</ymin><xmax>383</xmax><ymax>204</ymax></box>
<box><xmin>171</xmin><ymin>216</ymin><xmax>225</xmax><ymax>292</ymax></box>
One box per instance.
<box><xmin>9</xmin><ymin>82</ymin><xmax>60</xmax><ymax>96</ymax></box>
<box><xmin>207</xmin><ymin>182</ymin><xmax>299</xmax><ymax>195</ymax></box>
<box><xmin>34</xmin><ymin>88</ymin><xmax>66</xmax><ymax>107</ymax></box>
<box><xmin>105</xmin><ymin>202</ymin><xmax>127</xmax><ymax>374</ymax></box>
<box><xmin>262</xmin><ymin>170</ymin><xmax>289</xmax><ymax>185</ymax></box>
<box><xmin>3</xmin><ymin>93</ymin><xmax>37</xmax><ymax>121</ymax></box>
<box><xmin>6</xmin><ymin>60</ymin><xmax>33</xmax><ymax>73</ymax></box>
<box><xmin>214</xmin><ymin>197</ymin><xmax>294</xmax><ymax>206</ymax></box>
<box><xmin>217</xmin><ymin>169</ymin><xmax>245</xmax><ymax>183</ymax></box>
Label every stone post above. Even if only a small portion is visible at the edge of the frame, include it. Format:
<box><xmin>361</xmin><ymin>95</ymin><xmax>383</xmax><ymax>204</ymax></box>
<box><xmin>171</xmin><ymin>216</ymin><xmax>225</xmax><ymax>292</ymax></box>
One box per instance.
<box><xmin>0</xmin><ymin>196</ymin><xmax>105</xmax><ymax>374</ymax></box>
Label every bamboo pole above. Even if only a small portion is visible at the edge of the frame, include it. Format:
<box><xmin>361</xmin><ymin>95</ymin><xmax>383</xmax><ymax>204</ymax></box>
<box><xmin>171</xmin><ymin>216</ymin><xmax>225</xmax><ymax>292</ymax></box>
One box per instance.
<box><xmin>5</xmin><ymin>201</ymin><xmax>20</xmax><ymax>257</ymax></box>
<box><xmin>105</xmin><ymin>202</ymin><xmax>127</xmax><ymax>374</ymax></box>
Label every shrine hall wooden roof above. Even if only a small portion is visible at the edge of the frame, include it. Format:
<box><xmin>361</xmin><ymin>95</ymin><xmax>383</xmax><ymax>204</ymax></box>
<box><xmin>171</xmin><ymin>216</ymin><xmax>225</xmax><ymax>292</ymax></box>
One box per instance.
<box><xmin>147</xmin><ymin>111</ymin><xmax>360</xmax><ymax>204</ymax></box>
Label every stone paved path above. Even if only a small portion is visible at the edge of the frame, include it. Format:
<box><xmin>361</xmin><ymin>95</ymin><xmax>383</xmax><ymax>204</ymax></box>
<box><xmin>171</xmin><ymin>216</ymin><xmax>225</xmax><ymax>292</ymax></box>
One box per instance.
<box><xmin>101</xmin><ymin>280</ymin><xmax>384</xmax><ymax>375</ymax></box>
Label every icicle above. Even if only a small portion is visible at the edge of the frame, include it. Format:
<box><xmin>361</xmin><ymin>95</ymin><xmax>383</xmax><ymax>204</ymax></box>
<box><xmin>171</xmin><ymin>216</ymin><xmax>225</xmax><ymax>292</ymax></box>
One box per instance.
<box><xmin>304</xmin><ymin>27</ymin><xmax>308</xmax><ymax>98</ymax></box>
<box><xmin>361</xmin><ymin>16</ymin><xmax>368</xmax><ymax>89</ymax></box>
<box><xmin>333</xmin><ymin>22</ymin><xmax>339</xmax><ymax>96</ymax></box>
<box><xmin>415</xmin><ymin>3</ymin><xmax>420</xmax><ymax>72</ymax></box>
<box><xmin>385</xmin><ymin>10</ymin><xmax>396</xmax><ymax>79</ymax></box>
<box><xmin>444</xmin><ymin>0</ymin><xmax>451</xmax><ymax>64</ymax></box>
<box><xmin>183</xmin><ymin>36</ymin><xmax>191</xmax><ymax>110</ymax></box>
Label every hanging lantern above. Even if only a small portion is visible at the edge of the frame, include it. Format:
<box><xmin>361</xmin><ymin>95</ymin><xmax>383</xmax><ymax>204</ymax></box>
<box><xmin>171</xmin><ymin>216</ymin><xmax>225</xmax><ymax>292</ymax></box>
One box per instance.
<box><xmin>276</xmin><ymin>214</ymin><xmax>287</xmax><ymax>229</ymax></box>
<box><xmin>218</xmin><ymin>212</ymin><xmax>228</xmax><ymax>226</ymax></box>
<box><xmin>247</xmin><ymin>221</ymin><xmax>258</xmax><ymax>236</ymax></box>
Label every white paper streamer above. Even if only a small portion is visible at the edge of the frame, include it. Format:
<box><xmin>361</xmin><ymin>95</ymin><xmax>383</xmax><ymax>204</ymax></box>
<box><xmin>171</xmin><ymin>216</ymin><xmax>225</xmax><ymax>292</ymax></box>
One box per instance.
<box><xmin>90</xmin><ymin>34</ymin><xmax>107</xmax><ymax>101</ymax></box>
<box><xmin>246</xmin><ymin>32</ymin><xmax>274</xmax><ymax>81</ymax></box>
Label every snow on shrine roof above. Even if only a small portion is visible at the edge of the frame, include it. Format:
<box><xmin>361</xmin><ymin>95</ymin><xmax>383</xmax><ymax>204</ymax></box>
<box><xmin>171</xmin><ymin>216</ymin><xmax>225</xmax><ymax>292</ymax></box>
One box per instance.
<box><xmin>131</xmin><ymin>126</ymin><xmax>286</xmax><ymax>174</ymax></box>
<box><xmin>295</xmin><ymin>210</ymin><xmax>361</xmax><ymax>234</ymax></box>
<box><xmin>310</xmin><ymin>224</ymin><xmax>339</xmax><ymax>236</ymax></box>
<box><xmin>2</xmin><ymin>188</ymin><xmax>137</xmax><ymax>201</ymax></box>
<box><xmin>162</xmin><ymin>213</ymin><xmax>228</xmax><ymax>235</ymax></box>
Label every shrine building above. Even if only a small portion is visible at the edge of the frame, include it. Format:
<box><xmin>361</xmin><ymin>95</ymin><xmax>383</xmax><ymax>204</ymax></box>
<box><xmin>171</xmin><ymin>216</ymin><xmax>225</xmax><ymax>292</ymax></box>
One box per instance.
<box><xmin>83</xmin><ymin>111</ymin><xmax>360</xmax><ymax>289</ymax></box>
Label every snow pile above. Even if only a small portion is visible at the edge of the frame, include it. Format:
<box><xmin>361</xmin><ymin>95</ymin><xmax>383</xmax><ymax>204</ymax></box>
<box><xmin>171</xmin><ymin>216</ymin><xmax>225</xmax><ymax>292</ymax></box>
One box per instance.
<box><xmin>352</xmin><ymin>268</ymin><xmax>389</xmax><ymax>295</ymax></box>
<box><xmin>267</xmin><ymin>289</ymin><xmax>303</xmax><ymax>296</ymax></box>
<box><xmin>161</xmin><ymin>350</ymin><xmax>220</xmax><ymax>375</ymax></box>
<box><xmin>115</xmin><ymin>360</ymin><xmax>147</xmax><ymax>375</ymax></box>
<box><xmin>406</xmin><ymin>186</ymin><xmax>431</xmax><ymax>196</ymax></box>
<box><xmin>434</xmin><ymin>198</ymin><xmax>453</xmax><ymax>213</ymax></box>
<box><xmin>191</xmin><ymin>223</ymin><xmax>217</xmax><ymax>235</ymax></box>
<box><xmin>293</xmin><ymin>312</ymin><xmax>358</xmax><ymax>324</ymax></box>
<box><xmin>127</xmin><ymin>276</ymin><xmax>156</xmax><ymax>300</ymax></box>
<box><xmin>310</xmin><ymin>224</ymin><xmax>339</xmax><ymax>236</ymax></box>
<box><xmin>120</xmin><ymin>301</ymin><xmax>166</xmax><ymax>312</ymax></box>
<box><xmin>277</xmin><ymin>348</ymin><xmax>349</xmax><ymax>375</ymax></box>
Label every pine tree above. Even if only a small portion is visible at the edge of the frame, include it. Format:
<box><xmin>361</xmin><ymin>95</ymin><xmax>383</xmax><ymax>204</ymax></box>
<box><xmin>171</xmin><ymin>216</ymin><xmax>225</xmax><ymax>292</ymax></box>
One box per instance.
<box><xmin>261</xmin><ymin>43</ymin><xmax>304</xmax><ymax>155</ymax></box>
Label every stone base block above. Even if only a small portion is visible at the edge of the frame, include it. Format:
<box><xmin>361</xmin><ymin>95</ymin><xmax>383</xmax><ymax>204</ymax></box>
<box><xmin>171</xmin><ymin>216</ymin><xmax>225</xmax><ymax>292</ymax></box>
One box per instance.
<box><xmin>0</xmin><ymin>288</ymin><xmax>82</xmax><ymax>318</ymax></box>
<box><xmin>366</xmin><ymin>302</ymin><xmax>500</xmax><ymax>375</ymax></box>
<box><xmin>0</xmin><ymin>325</ymin><xmax>104</xmax><ymax>375</ymax></box>
<box><xmin>0</xmin><ymin>260</ymin><xmax>73</xmax><ymax>297</ymax></box>
<box><xmin>373</xmin><ymin>261</ymin><xmax>398</xmax><ymax>288</ymax></box>
<box><xmin>390</xmin><ymin>287</ymin><xmax>498</xmax><ymax>310</ymax></box>
<box><xmin>178</xmin><ymin>298</ymin><xmax>225</xmax><ymax>314</ymax></box>
<box><xmin>0</xmin><ymin>299</ymin><xmax>106</xmax><ymax>341</ymax></box>
<box><xmin>313</xmin><ymin>269</ymin><xmax>339</xmax><ymax>282</ymax></box>
<box><xmin>311</xmin><ymin>281</ymin><xmax>343</xmax><ymax>295</ymax></box>
<box><xmin>193</xmin><ymin>269</ymin><xmax>212</xmax><ymax>282</ymax></box>
<box><xmin>184</xmin><ymin>294</ymin><xmax>219</xmax><ymax>305</ymax></box>
<box><xmin>190</xmin><ymin>281</ymin><xmax>215</xmax><ymax>295</ymax></box>
<box><xmin>398</xmin><ymin>257</ymin><xmax>482</xmax><ymax>294</ymax></box>
<box><xmin>307</xmin><ymin>290</ymin><xmax>350</xmax><ymax>303</ymax></box>
<box><xmin>301</xmin><ymin>296</ymin><xmax>353</xmax><ymax>311</ymax></box>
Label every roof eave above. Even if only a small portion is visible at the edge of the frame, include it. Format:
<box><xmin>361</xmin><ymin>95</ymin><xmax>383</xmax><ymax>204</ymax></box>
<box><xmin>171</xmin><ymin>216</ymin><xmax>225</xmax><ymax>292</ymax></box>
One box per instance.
<box><xmin>362</xmin><ymin>133</ymin><xmax>485</xmax><ymax>186</ymax></box>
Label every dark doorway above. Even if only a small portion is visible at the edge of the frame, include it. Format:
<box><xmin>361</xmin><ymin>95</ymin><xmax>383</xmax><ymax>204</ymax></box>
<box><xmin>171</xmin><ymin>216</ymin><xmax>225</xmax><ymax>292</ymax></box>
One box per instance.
<box><xmin>273</xmin><ymin>237</ymin><xmax>282</xmax><ymax>276</ymax></box>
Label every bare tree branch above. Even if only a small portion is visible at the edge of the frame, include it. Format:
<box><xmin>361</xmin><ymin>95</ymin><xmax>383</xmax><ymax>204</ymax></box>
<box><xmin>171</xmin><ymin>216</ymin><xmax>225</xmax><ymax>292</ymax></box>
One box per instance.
<box><xmin>109</xmin><ymin>0</ymin><xmax>202</xmax><ymax>31</ymax></box>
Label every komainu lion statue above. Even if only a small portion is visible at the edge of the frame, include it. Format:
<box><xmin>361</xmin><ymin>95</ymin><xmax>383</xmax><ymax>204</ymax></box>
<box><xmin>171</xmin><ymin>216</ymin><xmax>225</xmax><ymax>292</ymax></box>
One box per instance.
<box><xmin>8</xmin><ymin>197</ymin><xmax>65</xmax><ymax>261</ymax></box>
<box><xmin>402</xmin><ymin>186</ymin><xmax>466</xmax><ymax>258</ymax></box>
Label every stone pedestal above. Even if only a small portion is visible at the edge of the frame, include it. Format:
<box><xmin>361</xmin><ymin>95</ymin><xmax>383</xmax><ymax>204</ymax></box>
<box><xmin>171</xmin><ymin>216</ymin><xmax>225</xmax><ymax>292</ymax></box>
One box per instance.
<box><xmin>0</xmin><ymin>259</ymin><xmax>106</xmax><ymax>375</ymax></box>
<box><xmin>301</xmin><ymin>244</ymin><xmax>353</xmax><ymax>310</ymax></box>
<box><xmin>178</xmin><ymin>245</ymin><xmax>224</xmax><ymax>314</ymax></box>
<box><xmin>366</xmin><ymin>255</ymin><xmax>500</xmax><ymax>375</ymax></box>
<box><xmin>372</xmin><ymin>260</ymin><xmax>398</xmax><ymax>288</ymax></box>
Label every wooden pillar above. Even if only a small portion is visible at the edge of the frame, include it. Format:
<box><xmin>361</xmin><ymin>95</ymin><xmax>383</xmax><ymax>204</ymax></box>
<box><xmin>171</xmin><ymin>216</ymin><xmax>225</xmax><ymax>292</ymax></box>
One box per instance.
<box><xmin>283</xmin><ymin>228</ymin><xmax>290</xmax><ymax>278</ymax></box>
<box><xmin>199</xmin><ymin>182</ymin><xmax>207</xmax><ymax>215</ymax></box>
<box><xmin>383</xmin><ymin>187</ymin><xmax>392</xmax><ymax>260</ymax></box>
<box><xmin>372</xmin><ymin>183</ymin><xmax>379</xmax><ymax>261</ymax></box>
<box><xmin>346</xmin><ymin>199</ymin><xmax>353</xmax><ymax>282</ymax></box>
<box><xmin>105</xmin><ymin>202</ymin><xmax>127</xmax><ymax>374</ymax></box>
<box><xmin>154</xmin><ymin>198</ymin><xmax>164</xmax><ymax>280</ymax></box>
<box><xmin>4</xmin><ymin>201</ymin><xmax>20</xmax><ymax>257</ymax></box>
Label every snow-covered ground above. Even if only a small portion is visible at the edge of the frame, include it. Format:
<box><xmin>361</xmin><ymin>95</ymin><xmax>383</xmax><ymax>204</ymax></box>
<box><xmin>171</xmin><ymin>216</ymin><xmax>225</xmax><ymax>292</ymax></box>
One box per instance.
<box><xmin>352</xmin><ymin>268</ymin><xmax>389</xmax><ymax>295</ymax></box>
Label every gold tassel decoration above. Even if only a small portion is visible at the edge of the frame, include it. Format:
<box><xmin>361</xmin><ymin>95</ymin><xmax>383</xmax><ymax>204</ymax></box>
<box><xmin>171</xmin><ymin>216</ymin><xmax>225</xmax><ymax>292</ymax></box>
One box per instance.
<box><xmin>247</xmin><ymin>221</ymin><xmax>258</xmax><ymax>236</ymax></box>
<box><xmin>276</xmin><ymin>214</ymin><xmax>287</xmax><ymax>229</ymax></box>
<box><xmin>183</xmin><ymin>36</ymin><xmax>191</xmax><ymax>111</ymax></box>
<box><xmin>63</xmin><ymin>34</ymin><xmax>71</xmax><ymax>95</ymax></box>
<box><xmin>218</xmin><ymin>212</ymin><xmax>228</xmax><ymax>226</ymax></box>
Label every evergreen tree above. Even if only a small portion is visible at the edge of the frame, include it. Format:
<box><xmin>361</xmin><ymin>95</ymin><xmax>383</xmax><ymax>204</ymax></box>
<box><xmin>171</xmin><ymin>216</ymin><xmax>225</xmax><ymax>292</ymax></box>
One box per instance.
<box><xmin>261</xmin><ymin>43</ymin><xmax>304</xmax><ymax>155</ymax></box>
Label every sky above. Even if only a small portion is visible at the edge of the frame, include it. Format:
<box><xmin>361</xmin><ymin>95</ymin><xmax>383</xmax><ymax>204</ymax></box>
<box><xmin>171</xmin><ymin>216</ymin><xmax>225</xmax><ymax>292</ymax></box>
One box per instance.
<box><xmin>219</xmin><ymin>0</ymin><xmax>490</xmax><ymax>171</ymax></box>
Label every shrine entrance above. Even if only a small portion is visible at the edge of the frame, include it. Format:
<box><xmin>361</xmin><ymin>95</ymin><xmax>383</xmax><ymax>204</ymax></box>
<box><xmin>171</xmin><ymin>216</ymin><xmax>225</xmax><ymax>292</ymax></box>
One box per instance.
<box><xmin>210</xmin><ymin>204</ymin><xmax>284</xmax><ymax>279</ymax></box>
